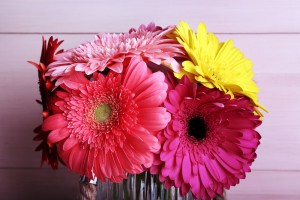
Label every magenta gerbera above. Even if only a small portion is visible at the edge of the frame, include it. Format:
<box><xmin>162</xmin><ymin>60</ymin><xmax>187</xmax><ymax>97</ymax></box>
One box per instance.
<box><xmin>151</xmin><ymin>75</ymin><xmax>262</xmax><ymax>199</ymax></box>
<box><xmin>47</xmin><ymin>23</ymin><xmax>183</xmax><ymax>88</ymax></box>
<box><xmin>42</xmin><ymin>56</ymin><xmax>171</xmax><ymax>182</ymax></box>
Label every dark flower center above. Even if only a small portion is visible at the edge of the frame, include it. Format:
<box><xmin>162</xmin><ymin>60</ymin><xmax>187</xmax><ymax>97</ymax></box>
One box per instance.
<box><xmin>188</xmin><ymin>116</ymin><xmax>207</xmax><ymax>140</ymax></box>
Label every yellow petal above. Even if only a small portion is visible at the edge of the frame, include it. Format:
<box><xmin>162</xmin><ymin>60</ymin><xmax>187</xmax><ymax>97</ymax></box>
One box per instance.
<box><xmin>169</xmin><ymin>21</ymin><xmax>266</xmax><ymax>115</ymax></box>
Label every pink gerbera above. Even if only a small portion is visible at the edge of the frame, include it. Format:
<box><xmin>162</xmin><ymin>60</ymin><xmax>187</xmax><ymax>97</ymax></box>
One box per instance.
<box><xmin>47</xmin><ymin>23</ymin><xmax>183</xmax><ymax>87</ymax></box>
<box><xmin>42</xmin><ymin>56</ymin><xmax>171</xmax><ymax>182</ymax></box>
<box><xmin>151</xmin><ymin>75</ymin><xmax>261</xmax><ymax>199</ymax></box>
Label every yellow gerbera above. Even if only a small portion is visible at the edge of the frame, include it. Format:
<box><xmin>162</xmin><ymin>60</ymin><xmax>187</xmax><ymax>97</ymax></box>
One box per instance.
<box><xmin>170</xmin><ymin>21</ymin><xmax>267</xmax><ymax>115</ymax></box>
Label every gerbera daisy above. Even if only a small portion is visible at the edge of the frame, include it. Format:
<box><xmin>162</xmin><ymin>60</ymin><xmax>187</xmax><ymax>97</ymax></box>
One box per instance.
<box><xmin>28</xmin><ymin>36</ymin><xmax>64</xmax><ymax>169</ymax></box>
<box><xmin>151</xmin><ymin>75</ymin><xmax>261</xmax><ymax>200</ymax></box>
<box><xmin>169</xmin><ymin>21</ymin><xmax>267</xmax><ymax>115</ymax></box>
<box><xmin>33</xmin><ymin>125</ymin><xmax>62</xmax><ymax>169</ymax></box>
<box><xmin>42</xmin><ymin>56</ymin><xmax>171</xmax><ymax>182</ymax></box>
<box><xmin>47</xmin><ymin>23</ymin><xmax>183</xmax><ymax>88</ymax></box>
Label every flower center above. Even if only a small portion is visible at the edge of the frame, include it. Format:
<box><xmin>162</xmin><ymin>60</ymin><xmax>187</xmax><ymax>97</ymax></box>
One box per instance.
<box><xmin>188</xmin><ymin>116</ymin><xmax>207</xmax><ymax>140</ymax></box>
<box><xmin>95</xmin><ymin>103</ymin><xmax>112</xmax><ymax>122</ymax></box>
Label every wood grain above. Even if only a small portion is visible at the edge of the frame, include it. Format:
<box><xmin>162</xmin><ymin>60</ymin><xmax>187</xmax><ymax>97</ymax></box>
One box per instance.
<box><xmin>226</xmin><ymin>170</ymin><xmax>300</xmax><ymax>199</ymax></box>
<box><xmin>227</xmin><ymin>194</ymin><xmax>300</xmax><ymax>200</ymax></box>
<box><xmin>2</xmin><ymin>33</ymin><xmax>300</xmax><ymax>74</ymax></box>
<box><xmin>0</xmin><ymin>169</ymin><xmax>298</xmax><ymax>200</ymax></box>
<box><xmin>1</xmin><ymin>0</ymin><xmax>300</xmax><ymax>33</ymax></box>
<box><xmin>0</xmin><ymin>168</ymin><xmax>79</xmax><ymax>200</ymax></box>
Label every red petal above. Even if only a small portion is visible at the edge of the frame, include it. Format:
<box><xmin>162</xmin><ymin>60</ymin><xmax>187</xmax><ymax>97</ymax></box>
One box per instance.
<box><xmin>63</xmin><ymin>137</ymin><xmax>78</xmax><ymax>151</ymax></box>
<box><xmin>42</xmin><ymin>114</ymin><xmax>67</xmax><ymax>131</ymax></box>
<box><xmin>48</xmin><ymin>127</ymin><xmax>70</xmax><ymax>143</ymax></box>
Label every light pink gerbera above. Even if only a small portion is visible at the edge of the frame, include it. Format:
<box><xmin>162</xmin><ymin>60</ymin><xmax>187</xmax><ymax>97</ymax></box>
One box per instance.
<box><xmin>150</xmin><ymin>75</ymin><xmax>261</xmax><ymax>199</ymax></box>
<box><xmin>42</xmin><ymin>56</ymin><xmax>171</xmax><ymax>182</ymax></box>
<box><xmin>47</xmin><ymin>23</ymin><xmax>183</xmax><ymax>87</ymax></box>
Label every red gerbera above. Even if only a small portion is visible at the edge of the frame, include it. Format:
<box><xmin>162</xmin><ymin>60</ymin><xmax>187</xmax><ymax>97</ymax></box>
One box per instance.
<box><xmin>28</xmin><ymin>36</ymin><xmax>64</xmax><ymax>169</ymax></box>
<box><xmin>42</xmin><ymin>56</ymin><xmax>171</xmax><ymax>182</ymax></box>
<box><xmin>151</xmin><ymin>75</ymin><xmax>261</xmax><ymax>199</ymax></box>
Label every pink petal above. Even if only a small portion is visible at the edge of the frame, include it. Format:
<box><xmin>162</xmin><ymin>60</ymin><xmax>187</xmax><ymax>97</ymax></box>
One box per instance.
<box><xmin>164</xmin><ymin>99</ymin><xmax>177</xmax><ymax>114</ymax></box>
<box><xmin>42</xmin><ymin>114</ymin><xmax>67</xmax><ymax>131</ymax></box>
<box><xmin>93</xmin><ymin>157</ymin><xmax>106</xmax><ymax>182</ymax></box>
<box><xmin>168</xmin><ymin>164</ymin><xmax>180</xmax><ymax>180</ymax></box>
<box><xmin>168</xmin><ymin>90</ymin><xmax>181</xmax><ymax>108</ymax></box>
<box><xmin>138</xmin><ymin>107</ymin><xmax>170</xmax><ymax>131</ymax></box>
<box><xmin>198</xmin><ymin>164</ymin><xmax>213</xmax><ymax>189</ymax></box>
<box><xmin>205</xmin><ymin>155</ymin><xmax>227</xmax><ymax>183</ymax></box>
<box><xmin>218</xmin><ymin>148</ymin><xmax>243</xmax><ymax>170</ymax></box>
<box><xmin>123</xmin><ymin>56</ymin><xmax>147</xmax><ymax>90</ymax></box>
<box><xmin>182</xmin><ymin>152</ymin><xmax>192</xmax><ymax>183</ymax></box>
<box><xmin>47</xmin><ymin>127</ymin><xmax>70</xmax><ymax>143</ymax></box>
<box><xmin>68</xmin><ymin>145</ymin><xmax>86</xmax><ymax>173</ymax></box>
<box><xmin>134</xmin><ymin>73</ymin><xmax>167</xmax><ymax>107</ymax></box>
<box><xmin>168</xmin><ymin>137</ymin><xmax>180</xmax><ymax>150</ymax></box>
<box><xmin>180</xmin><ymin>183</ymin><xmax>190</xmax><ymax>196</ymax></box>
<box><xmin>160</xmin><ymin>149</ymin><xmax>176</xmax><ymax>162</ymax></box>
<box><xmin>63</xmin><ymin>137</ymin><xmax>78</xmax><ymax>151</ymax></box>
<box><xmin>128</xmin><ymin>125</ymin><xmax>160</xmax><ymax>151</ymax></box>
<box><xmin>108</xmin><ymin>62</ymin><xmax>123</xmax><ymax>73</ymax></box>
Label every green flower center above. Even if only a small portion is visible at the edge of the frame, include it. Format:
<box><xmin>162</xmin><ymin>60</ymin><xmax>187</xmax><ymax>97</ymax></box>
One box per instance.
<box><xmin>95</xmin><ymin>103</ymin><xmax>112</xmax><ymax>122</ymax></box>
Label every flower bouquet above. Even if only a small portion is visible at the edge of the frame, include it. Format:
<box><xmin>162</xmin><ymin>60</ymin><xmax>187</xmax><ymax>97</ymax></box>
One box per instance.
<box><xmin>29</xmin><ymin>21</ymin><xmax>266</xmax><ymax>200</ymax></box>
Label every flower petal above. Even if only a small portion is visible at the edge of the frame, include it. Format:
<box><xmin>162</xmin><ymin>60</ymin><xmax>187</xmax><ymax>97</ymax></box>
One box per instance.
<box><xmin>42</xmin><ymin>114</ymin><xmax>67</xmax><ymax>131</ymax></box>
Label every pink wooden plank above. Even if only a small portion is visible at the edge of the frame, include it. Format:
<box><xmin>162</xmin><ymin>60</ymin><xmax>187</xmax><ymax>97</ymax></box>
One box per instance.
<box><xmin>1</xmin><ymin>0</ymin><xmax>300</xmax><ymax>33</ymax></box>
<box><xmin>0</xmin><ymin>169</ymin><xmax>79</xmax><ymax>200</ymax></box>
<box><xmin>227</xmin><ymin>194</ymin><xmax>300</xmax><ymax>200</ymax></box>
<box><xmin>2</xmin><ymin>33</ymin><xmax>300</xmax><ymax>74</ymax></box>
<box><xmin>0</xmin><ymin>169</ymin><xmax>299</xmax><ymax>199</ymax></box>
<box><xmin>250</xmin><ymin>73</ymin><xmax>300</xmax><ymax>170</ymax></box>
<box><xmin>226</xmin><ymin>170</ymin><xmax>300</xmax><ymax>199</ymax></box>
<box><xmin>0</xmin><ymin>34</ymin><xmax>299</xmax><ymax>171</ymax></box>
<box><xmin>216</xmin><ymin>34</ymin><xmax>300</xmax><ymax>74</ymax></box>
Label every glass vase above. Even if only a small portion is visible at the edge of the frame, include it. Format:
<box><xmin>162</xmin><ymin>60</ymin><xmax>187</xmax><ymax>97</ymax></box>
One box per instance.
<box><xmin>96</xmin><ymin>172</ymin><xmax>225</xmax><ymax>200</ymax></box>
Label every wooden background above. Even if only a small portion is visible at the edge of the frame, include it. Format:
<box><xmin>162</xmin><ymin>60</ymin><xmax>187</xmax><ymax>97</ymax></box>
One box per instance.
<box><xmin>1</xmin><ymin>0</ymin><xmax>299</xmax><ymax>199</ymax></box>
